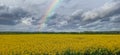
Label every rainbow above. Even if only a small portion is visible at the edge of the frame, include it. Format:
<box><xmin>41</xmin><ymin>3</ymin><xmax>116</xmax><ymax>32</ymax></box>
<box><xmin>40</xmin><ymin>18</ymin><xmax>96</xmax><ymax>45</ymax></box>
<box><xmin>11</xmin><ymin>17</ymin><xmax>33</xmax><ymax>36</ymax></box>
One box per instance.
<box><xmin>39</xmin><ymin>0</ymin><xmax>62</xmax><ymax>30</ymax></box>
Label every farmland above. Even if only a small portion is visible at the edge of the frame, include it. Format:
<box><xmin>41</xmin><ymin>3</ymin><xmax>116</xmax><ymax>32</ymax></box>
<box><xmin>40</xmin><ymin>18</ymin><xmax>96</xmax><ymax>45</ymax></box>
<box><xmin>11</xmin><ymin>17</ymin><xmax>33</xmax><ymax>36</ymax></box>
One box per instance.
<box><xmin>0</xmin><ymin>34</ymin><xmax>120</xmax><ymax>55</ymax></box>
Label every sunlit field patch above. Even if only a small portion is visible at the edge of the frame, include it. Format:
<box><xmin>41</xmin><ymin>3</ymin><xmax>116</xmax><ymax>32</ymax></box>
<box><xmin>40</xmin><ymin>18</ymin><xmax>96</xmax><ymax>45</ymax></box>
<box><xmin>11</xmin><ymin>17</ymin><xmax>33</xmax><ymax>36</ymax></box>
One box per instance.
<box><xmin>0</xmin><ymin>34</ymin><xmax>120</xmax><ymax>55</ymax></box>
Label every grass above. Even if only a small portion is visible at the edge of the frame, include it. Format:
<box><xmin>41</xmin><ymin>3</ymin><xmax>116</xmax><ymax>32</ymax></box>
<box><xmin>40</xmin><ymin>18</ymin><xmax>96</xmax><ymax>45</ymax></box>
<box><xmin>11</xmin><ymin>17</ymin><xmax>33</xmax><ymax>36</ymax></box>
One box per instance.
<box><xmin>0</xmin><ymin>34</ymin><xmax>120</xmax><ymax>55</ymax></box>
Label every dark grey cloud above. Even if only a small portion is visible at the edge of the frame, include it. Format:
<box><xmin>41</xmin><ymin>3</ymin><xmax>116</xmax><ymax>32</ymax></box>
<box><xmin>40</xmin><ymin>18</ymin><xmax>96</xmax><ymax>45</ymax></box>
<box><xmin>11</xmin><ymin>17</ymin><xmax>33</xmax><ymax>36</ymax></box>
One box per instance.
<box><xmin>0</xmin><ymin>5</ymin><xmax>30</xmax><ymax>25</ymax></box>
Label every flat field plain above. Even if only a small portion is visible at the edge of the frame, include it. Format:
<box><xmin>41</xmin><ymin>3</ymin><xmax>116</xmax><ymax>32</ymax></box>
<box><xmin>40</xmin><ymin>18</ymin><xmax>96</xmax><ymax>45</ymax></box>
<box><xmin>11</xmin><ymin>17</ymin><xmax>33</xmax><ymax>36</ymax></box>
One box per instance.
<box><xmin>0</xmin><ymin>34</ymin><xmax>120</xmax><ymax>55</ymax></box>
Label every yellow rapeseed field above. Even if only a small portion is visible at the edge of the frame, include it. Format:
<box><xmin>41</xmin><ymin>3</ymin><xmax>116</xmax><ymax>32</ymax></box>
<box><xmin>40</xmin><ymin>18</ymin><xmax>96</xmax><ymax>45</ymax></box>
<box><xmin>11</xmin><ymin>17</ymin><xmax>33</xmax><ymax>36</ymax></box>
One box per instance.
<box><xmin>0</xmin><ymin>34</ymin><xmax>120</xmax><ymax>55</ymax></box>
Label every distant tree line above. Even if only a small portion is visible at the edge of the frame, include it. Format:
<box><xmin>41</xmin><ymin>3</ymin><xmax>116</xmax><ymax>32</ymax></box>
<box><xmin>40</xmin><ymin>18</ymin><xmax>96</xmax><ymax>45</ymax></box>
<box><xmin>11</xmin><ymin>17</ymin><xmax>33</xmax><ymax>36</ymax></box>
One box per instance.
<box><xmin>0</xmin><ymin>31</ymin><xmax>120</xmax><ymax>34</ymax></box>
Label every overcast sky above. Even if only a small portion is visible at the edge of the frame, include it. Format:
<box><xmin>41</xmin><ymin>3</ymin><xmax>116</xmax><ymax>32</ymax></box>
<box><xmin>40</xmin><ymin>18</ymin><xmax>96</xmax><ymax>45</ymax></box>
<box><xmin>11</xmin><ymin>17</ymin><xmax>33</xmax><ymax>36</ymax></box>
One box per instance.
<box><xmin>0</xmin><ymin>0</ymin><xmax>120</xmax><ymax>32</ymax></box>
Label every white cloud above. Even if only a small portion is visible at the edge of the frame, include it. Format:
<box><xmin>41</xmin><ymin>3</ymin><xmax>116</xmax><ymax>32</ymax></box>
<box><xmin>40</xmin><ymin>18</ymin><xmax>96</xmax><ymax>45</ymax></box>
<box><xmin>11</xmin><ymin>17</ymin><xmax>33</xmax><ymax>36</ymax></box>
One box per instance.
<box><xmin>82</xmin><ymin>0</ymin><xmax>120</xmax><ymax>21</ymax></box>
<box><xmin>21</xmin><ymin>17</ymin><xmax>33</xmax><ymax>25</ymax></box>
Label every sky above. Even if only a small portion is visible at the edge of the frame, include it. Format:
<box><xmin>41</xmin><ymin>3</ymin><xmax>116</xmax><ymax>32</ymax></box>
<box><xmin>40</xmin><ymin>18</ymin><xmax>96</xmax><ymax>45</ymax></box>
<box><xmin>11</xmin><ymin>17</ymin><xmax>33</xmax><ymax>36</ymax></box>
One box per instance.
<box><xmin>0</xmin><ymin>0</ymin><xmax>120</xmax><ymax>32</ymax></box>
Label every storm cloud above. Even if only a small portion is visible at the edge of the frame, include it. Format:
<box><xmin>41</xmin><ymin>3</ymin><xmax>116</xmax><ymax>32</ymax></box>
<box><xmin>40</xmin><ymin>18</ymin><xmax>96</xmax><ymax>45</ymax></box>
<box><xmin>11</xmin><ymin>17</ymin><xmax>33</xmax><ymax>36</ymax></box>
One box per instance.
<box><xmin>0</xmin><ymin>4</ymin><xmax>31</xmax><ymax>25</ymax></box>
<box><xmin>0</xmin><ymin>0</ymin><xmax>120</xmax><ymax>32</ymax></box>
<box><xmin>44</xmin><ymin>0</ymin><xmax>120</xmax><ymax>31</ymax></box>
